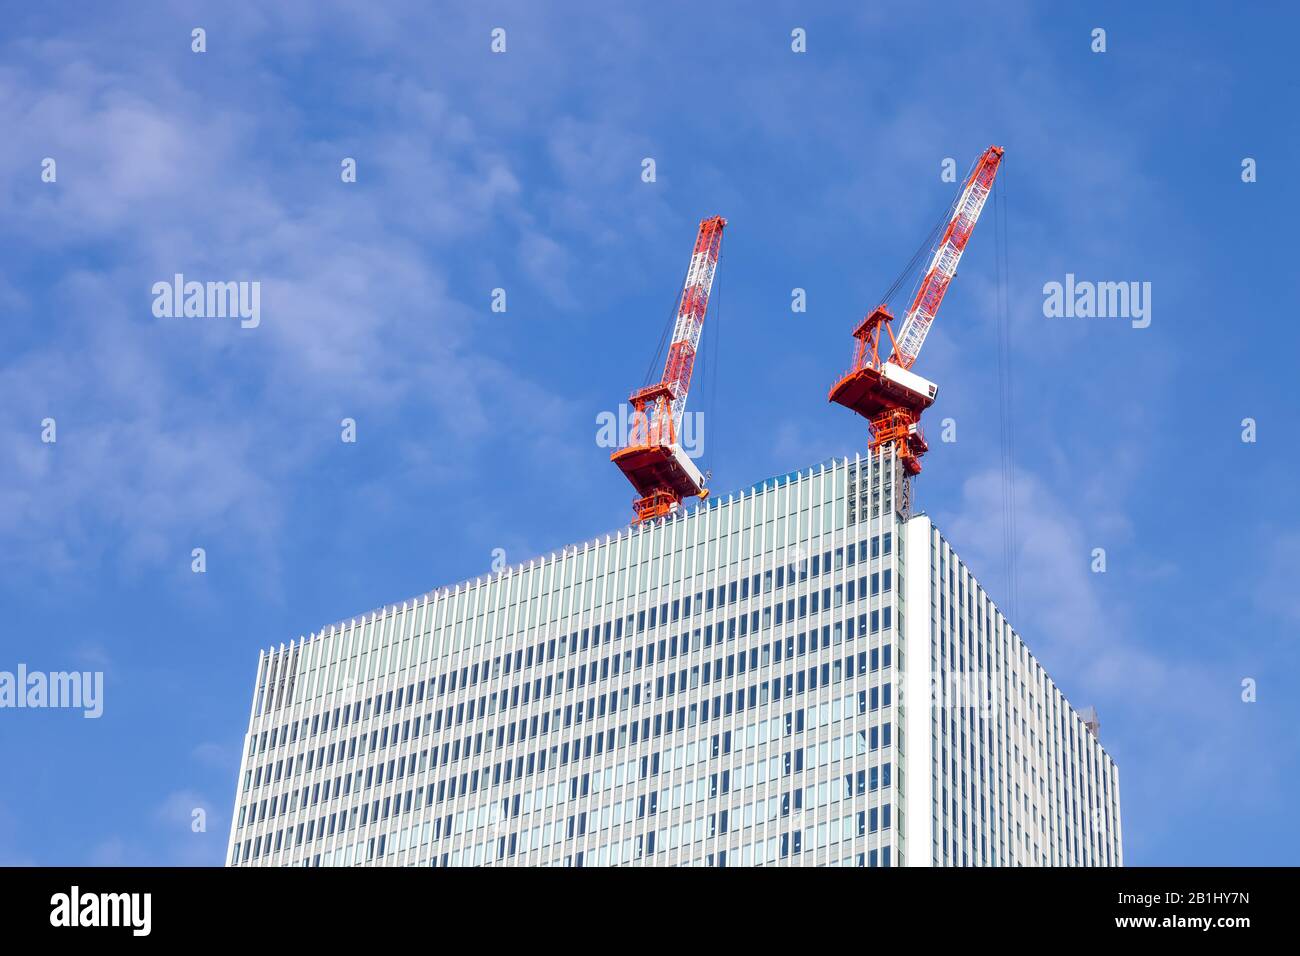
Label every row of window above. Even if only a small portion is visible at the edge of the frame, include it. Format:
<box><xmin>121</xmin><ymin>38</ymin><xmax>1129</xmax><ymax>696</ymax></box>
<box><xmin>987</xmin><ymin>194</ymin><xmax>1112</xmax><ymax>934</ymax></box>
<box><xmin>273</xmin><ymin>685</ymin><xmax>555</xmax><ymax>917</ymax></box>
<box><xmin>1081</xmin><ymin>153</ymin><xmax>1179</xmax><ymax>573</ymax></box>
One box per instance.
<box><xmin>244</xmin><ymin>688</ymin><xmax>890</xmax><ymax>834</ymax></box>
<box><xmin>240</xmin><ymin>643</ymin><xmax>896</xmax><ymax>842</ymax></box>
<box><xmin>244</xmin><ymin>638</ymin><xmax>894</xmax><ymax>830</ymax></box>
<box><xmin>255</xmin><ymin>564</ymin><xmax>896</xmax><ymax>765</ymax></box>
<box><xmin>237</xmin><ymin>721</ymin><xmax>896</xmax><ymax>866</ymax></box>
<box><xmin>236</xmin><ymin>677</ymin><xmax>896</xmax><ymax>868</ymax></box>
<box><xmin>259</xmin><ymin>526</ymin><xmax>896</xmax><ymax>722</ymax></box>
<box><xmin>245</xmin><ymin>616</ymin><xmax>895</xmax><ymax>800</ymax></box>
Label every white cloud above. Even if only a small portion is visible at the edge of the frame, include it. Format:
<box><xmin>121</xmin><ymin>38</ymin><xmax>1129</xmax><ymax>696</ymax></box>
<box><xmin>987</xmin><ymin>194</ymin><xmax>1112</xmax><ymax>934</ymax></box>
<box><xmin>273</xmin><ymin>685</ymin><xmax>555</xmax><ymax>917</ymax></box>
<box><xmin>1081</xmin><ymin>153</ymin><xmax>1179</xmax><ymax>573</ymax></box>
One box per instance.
<box><xmin>191</xmin><ymin>741</ymin><xmax>237</xmax><ymax>771</ymax></box>
<box><xmin>940</xmin><ymin>464</ymin><xmax>1179</xmax><ymax>700</ymax></box>
<box><xmin>0</xmin><ymin>34</ymin><xmax>592</xmax><ymax>583</ymax></box>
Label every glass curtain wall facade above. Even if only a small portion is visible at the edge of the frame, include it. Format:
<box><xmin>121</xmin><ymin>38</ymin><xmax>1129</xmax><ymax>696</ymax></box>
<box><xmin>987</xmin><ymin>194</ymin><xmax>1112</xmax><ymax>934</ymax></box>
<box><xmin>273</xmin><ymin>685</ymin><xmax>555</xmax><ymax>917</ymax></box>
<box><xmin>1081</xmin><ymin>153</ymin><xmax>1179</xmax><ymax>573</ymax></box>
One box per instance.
<box><xmin>226</xmin><ymin>449</ymin><xmax>1121</xmax><ymax>867</ymax></box>
<box><xmin>902</xmin><ymin>515</ymin><xmax>1123</xmax><ymax>867</ymax></box>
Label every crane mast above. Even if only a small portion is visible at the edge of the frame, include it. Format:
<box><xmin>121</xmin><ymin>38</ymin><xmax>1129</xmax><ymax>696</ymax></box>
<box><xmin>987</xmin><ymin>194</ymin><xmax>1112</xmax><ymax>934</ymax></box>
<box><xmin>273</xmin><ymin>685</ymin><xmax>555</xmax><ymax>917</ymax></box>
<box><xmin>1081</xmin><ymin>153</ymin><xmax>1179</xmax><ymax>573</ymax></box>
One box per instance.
<box><xmin>611</xmin><ymin>215</ymin><xmax>726</xmax><ymax>522</ymax></box>
<box><xmin>829</xmin><ymin>146</ymin><xmax>1003</xmax><ymax>494</ymax></box>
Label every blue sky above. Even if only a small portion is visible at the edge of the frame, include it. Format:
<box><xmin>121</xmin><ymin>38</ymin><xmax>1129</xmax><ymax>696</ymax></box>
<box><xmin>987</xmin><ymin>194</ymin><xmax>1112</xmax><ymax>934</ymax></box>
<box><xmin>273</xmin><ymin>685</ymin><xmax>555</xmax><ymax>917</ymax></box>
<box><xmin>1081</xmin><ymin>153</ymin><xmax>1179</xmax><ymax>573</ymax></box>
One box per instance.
<box><xmin>1</xmin><ymin>1</ymin><xmax>1297</xmax><ymax>866</ymax></box>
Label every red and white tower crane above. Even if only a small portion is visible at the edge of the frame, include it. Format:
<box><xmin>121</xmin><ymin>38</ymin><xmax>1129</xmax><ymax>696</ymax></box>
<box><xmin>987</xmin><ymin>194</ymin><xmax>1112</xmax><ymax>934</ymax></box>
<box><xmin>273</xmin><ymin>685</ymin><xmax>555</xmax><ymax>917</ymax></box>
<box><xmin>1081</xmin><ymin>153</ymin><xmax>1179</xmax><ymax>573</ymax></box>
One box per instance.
<box><xmin>612</xmin><ymin>215</ymin><xmax>726</xmax><ymax>522</ymax></box>
<box><xmin>829</xmin><ymin>146</ymin><xmax>1003</xmax><ymax>487</ymax></box>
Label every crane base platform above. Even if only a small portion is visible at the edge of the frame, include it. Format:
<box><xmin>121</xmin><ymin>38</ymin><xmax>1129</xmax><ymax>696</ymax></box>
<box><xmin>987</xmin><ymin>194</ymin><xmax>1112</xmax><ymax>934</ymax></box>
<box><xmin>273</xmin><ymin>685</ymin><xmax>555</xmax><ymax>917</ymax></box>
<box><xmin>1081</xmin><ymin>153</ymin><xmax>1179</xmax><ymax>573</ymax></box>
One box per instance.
<box><xmin>829</xmin><ymin>365</ymin><xmax>935</xmax><ymax>478</ymax></box>
<box><xmin>610</xmin><ymin>442</ymin><xmax>705</xmax><ymax>520</ymax></box>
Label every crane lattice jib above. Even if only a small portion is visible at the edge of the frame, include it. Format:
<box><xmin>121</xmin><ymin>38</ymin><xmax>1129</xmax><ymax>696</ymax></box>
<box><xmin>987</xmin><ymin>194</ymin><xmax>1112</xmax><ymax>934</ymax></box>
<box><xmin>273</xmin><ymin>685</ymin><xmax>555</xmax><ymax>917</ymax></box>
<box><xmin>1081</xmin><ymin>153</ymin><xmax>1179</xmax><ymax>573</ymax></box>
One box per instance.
<box><xmin>660</xmin><ymin>216</ymin><xmax>726</xmax><ymax>439</ymax></box>
<box><xmin>893</xmin><ymin>147</ymin><xmax>1003</xmax><ymax>367</ymax></box>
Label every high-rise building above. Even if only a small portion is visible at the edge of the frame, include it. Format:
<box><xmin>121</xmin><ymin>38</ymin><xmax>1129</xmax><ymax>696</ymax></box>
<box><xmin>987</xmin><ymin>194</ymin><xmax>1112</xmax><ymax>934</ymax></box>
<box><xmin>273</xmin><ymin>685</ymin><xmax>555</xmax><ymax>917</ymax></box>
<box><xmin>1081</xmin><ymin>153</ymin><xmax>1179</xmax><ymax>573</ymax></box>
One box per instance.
<box><xmin>226</xmin><ymin>451</ymin><xmax>1121</xmax><ymax>867</ymax></box>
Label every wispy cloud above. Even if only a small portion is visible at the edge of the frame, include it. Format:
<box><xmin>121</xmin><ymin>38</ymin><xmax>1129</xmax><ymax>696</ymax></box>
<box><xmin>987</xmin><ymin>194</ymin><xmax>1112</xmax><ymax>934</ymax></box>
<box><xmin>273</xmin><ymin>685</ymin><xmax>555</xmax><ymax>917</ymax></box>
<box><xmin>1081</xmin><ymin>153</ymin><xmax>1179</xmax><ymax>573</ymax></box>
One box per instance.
<box><xmin>0</xmin><ymin>28</ymin><xmax>596</xmax><ymax>586</ymax></box>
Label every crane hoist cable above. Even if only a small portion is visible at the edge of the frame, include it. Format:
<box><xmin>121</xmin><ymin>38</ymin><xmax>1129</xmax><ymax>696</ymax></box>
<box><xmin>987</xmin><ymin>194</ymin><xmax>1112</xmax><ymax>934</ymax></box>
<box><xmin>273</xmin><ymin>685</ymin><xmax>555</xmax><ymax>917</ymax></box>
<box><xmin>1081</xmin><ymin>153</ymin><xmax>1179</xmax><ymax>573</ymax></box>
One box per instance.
<box><xmin>704</xmin><ymin>242</ymin><xmax>723</xmax><ymax>482</ymax></box>
<box><xmin>642</xmin><ymin>265</ymin><xmax>690</xmax><ymax>389</ymax></box>
<box><xmin>993</xmin><ymin>163</ymin><xmax>1020</xmax><ymax>621</ymax></box>
<box><xmin>880</xmin><ymin>165</ymin><xmax>972</xmax><ymax>313</ymax></box>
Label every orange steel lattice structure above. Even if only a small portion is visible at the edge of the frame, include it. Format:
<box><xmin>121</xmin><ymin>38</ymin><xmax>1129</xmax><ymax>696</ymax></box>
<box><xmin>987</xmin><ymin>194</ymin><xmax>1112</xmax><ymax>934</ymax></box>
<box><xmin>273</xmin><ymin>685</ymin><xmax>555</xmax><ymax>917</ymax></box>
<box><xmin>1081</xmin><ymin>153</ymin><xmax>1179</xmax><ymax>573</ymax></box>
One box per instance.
<box><xmin>611</xmin><ymin>216</ymin><xmax>725</xmax><ymax>522</ymax></box>
<box><xmin>830</xmin><ymin>146</ymin><xmax>1003</xmax><ymax>477</ymax></box>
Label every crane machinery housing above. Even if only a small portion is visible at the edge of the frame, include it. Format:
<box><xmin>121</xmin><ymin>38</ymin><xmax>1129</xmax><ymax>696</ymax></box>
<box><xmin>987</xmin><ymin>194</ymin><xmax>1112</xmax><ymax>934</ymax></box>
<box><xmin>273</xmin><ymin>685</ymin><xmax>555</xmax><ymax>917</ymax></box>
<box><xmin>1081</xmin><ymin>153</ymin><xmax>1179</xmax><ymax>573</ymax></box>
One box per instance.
<box><xmin>611</xmin><ymin>215</ymin><xmax>725</xmax><ymax>523</ymax></box>
<box><xmin>829</xmin><ymin>145</ymin><xmax>1004</xmax><ymax>511</ymax></box>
